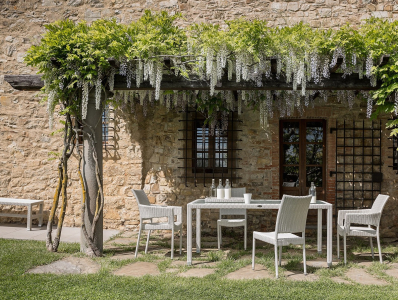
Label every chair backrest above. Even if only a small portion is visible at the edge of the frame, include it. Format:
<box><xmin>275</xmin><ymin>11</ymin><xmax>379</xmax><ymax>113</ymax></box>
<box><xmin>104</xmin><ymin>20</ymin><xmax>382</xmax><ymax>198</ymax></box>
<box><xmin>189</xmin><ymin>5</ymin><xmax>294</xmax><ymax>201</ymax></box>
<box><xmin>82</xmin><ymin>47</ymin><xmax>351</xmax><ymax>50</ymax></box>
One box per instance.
<box><xmin>231</xmin><ymin>187</ymin><xmax>246</xmax><ymax>197</ymax></box>
<box><xmin>371</xmin><ymin>194</ymin><xmax>389</xmax><ymax>214</ymax></box>
<box><xmin>220</xmin><ymin>187</ymin><xmax>247</xmax><ymax>217</ymax></box>
<box><xmin>132</xmin><ymin>189</ymin><xmax>151</xmax><ymax>206</ymax></box>
<box><xmin>275</xmin><ymin>194</ymin><xmax>312</xmax><ymax>234</ymax></box>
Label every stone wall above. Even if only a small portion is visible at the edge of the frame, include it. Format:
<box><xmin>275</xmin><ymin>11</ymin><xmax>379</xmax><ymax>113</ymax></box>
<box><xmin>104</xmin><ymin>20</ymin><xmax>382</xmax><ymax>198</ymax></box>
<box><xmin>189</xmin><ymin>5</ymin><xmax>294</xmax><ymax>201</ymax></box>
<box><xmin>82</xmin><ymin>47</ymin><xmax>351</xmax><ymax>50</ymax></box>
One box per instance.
<box><xmin>1</xmin><ymin>0</ymin><xmax>398</xmax><ymax>237</ymax></box>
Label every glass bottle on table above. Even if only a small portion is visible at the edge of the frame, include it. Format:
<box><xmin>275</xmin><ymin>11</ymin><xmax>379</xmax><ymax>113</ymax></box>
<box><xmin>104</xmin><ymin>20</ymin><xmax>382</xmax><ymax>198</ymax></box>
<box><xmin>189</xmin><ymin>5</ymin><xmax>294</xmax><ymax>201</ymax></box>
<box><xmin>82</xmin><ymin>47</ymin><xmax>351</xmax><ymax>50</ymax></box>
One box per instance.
<box><xmin>224</xmin><ymin>179</ymin><xmax>231</xmax><ymax>199</ymax></box>
<box><xmin>217</xmin><ymin>179</ymin><xmax>224</xmax><ymax>199</ymax></box>
<box><xmin>209</xmin><ymin>179</ymin><xmax>216</xmax><ymax>198</ymax></box>
<box><xmin>309</xmin><ymin>182</ymin><xmax>317</xmax><ymax>203</ymax></box>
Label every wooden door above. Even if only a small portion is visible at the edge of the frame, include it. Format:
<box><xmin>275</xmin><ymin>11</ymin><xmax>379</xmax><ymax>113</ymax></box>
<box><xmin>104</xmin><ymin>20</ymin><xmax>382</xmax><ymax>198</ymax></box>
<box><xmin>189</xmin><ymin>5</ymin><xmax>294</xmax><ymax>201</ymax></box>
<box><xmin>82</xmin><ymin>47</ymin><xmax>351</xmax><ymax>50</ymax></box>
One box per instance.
<box><xmin>280</xmin><ymin>119</ymin><xmax>326</xmax><ymax>200</ymax></box>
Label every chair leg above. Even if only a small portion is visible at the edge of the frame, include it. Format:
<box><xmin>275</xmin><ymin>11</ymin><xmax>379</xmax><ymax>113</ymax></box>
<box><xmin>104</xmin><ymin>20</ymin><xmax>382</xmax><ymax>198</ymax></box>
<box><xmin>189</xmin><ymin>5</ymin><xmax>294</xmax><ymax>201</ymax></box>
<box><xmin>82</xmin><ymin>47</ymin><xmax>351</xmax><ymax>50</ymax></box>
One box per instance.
<box><xmin>337</xmin><ymin>231</ymin><xmax>340</xmax><ymax>259</ymax></box>
<box><xmin>377</xmin><ymin>233</ymin><xmax>383</xmax><ymax>264</ymax></box>
<box><xmin>343</xmin><ymin>233</ymin><xmax>347</xmax><ymax>265</ymax></box>
<box><xmin>252</xmin><ymin>237</ymin><xmax>256</xmax><ymax>270</ymax></box>
<box><xmin>279</xmin><ymin>246</ymin><xmax>282</xmax><ymax>266</ymax></box>
<box><xmin>179</xmin><ymin>229</ymin><xmax>182</xmax><ymax>255</ymax></box>
<box><xmin>303</xmin><ymin>241</ymin><xmax>307</xmax><ymax>275</ymax></box>
<box><xmin>145</xmin><ymin>230</ymin><xmax>151</xmax><ymax>254</ymax></box>
<box><xmin>370</xmin><ymin>237</ymin><xmax>374</xmax><ymax>259</ymax></box>
<box><xmin>135</xmin><ymin>225</ymin><xmax>142</xmax><ymax>258</ymax></box>
<box><xmin>171</xmin><ymin>227</ymin><xmax>175</xmax><ymax>259</ymax></box>
<box><xmin>274</xmin><ymin>244</ymin><xmax>279</xmax><ymax>279</ymax></box>
<box><xmin>244</xmin><ymin>223</ymin><xmax>247</xmax><ymax>251</ymax></box>
<box><xmin>217</xmin><ymin>224</ymin><xmax>221</xmax><ymax>250</ymax></box>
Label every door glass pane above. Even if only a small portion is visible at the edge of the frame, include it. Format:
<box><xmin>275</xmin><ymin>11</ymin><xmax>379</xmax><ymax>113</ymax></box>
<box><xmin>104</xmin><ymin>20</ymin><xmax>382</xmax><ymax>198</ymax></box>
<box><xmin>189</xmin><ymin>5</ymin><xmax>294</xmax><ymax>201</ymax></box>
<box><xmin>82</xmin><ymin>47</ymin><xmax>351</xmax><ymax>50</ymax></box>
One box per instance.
<box><xmin>283</xmin><ymin>122</ymin><xmax>299</xmax><ymax>142</ymax></box>
<box><xmin>306</xmin><ymin>122</ymin><xmax>323</xmax><ymax>142</ymax></box>
<box><xmin>283</xmin><ymin>144</ymin><xmax>299</xmax><ymax>164</ymax></box>
<box><xmin>282</xmin><ymin>166</ymin><xmax>299</xmax><ymax>187</ymax></box>
<box><xmin>306</xmin><ymin>144</ymin><xmax>323</xmax><ymax>165</ymax></box>
<box><xmin>306</xmin><ymin>167</ymin><xmax>322</xmax><ymax>187</ymax></box>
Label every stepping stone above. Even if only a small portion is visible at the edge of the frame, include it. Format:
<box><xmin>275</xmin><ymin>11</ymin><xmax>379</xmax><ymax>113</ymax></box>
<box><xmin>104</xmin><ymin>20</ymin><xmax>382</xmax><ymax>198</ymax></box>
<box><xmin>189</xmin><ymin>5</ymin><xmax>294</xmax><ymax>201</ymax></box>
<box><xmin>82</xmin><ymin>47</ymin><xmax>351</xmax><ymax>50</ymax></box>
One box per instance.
<box><xmin>284</xmin><ymin>271</ymin><xmax>318</xmax><ymax>281</ymax></box>
<box><xmin>307</xmin><ymin>259</ymin><xmax>339</xmax><ymax>268</ymax></box>
<box><xmin>110</xmin><ymin>253</ymin><xmax>137</xmax><ymax>260</ymax></box>
<box><xmin>385</xmin><ymin>268</ymin><xmax>398</xmax><ymax>278</ymax></box>
<box><xmin>331</xmin><ymin>277</ymin><xmax>351</xmax><ymax>284</ymax></box>
<box><xmin>345</xmin><ymin>268</ymin><xmax>388</xmax><ymax>285</ymax></box>
<box><xmin>225</xmin><ymin>264</ymin><xmax>273</xmax><ymax>280</ymax></box>
<box><xmin>27</xmin><ymin>257</ymin><xmax>100</xmax><ymax>275</ymax></box>
<box><xmin>170</xmin><ymin>260</ymin><xmax>187</xmax><ymax>267</ymax></box>
<box><xmin>178</xmin><ymin>268</ymin><xmax>215</xmax><ymax>278</ymax></box>
<box><xmin>357</xmin><ymin>261</ymin><xmax>374</xmax><ymax>267</ymax></box>
<box><xmin>113</xmin><ymin>262</ymin><xmax>160</xmax><ymax>277</ymax></box>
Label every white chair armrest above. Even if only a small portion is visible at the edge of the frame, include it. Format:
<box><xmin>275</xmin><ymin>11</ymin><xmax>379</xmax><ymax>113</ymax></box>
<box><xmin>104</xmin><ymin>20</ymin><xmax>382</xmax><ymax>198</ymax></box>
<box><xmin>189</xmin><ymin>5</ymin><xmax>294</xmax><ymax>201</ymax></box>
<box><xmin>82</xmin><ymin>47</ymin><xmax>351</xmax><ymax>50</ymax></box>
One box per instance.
<box><xmin>167</xmin><ymin>206</ymin><xmax>182</xmax><ymax>223</ymax></box>
<box><xmin>139</xmin><ymin>205</ymin><xmax>174</xmax><ymax>225</ymax></box>
<box><xmin>338</xmin><ymin>209</ymin><xmax>372</xmax><ymax>226</ymax></box>
<box><xmin>345</xmin><ymin>212</ymin><xmax>381</xmax><ymax>232</ymax></box>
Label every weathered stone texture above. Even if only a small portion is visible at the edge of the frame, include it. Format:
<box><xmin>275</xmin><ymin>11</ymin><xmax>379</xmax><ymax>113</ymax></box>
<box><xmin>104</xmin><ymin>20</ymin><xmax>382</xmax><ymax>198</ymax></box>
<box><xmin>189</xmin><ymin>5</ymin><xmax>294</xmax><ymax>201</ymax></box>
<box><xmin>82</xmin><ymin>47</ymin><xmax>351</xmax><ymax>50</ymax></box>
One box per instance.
<box><xmin>0</xmin><ymin>0</ymin><xmax>398</xmax><ymax>237</ymax></box>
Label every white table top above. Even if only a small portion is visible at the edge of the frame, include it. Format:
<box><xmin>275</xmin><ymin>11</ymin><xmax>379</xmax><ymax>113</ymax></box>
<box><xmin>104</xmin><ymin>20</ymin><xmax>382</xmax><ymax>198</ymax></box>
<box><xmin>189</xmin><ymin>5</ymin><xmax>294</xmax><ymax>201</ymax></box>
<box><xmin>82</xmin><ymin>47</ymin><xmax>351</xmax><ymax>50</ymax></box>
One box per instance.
<box><xmin>0</xmin><ymin>198</ymin><xmax>44</xmax><ymax>205</ymax></box>
<box><xmin>188</xmin><ymin>199</ymin><xmax>332</xmax><ymax>209</ymax></box>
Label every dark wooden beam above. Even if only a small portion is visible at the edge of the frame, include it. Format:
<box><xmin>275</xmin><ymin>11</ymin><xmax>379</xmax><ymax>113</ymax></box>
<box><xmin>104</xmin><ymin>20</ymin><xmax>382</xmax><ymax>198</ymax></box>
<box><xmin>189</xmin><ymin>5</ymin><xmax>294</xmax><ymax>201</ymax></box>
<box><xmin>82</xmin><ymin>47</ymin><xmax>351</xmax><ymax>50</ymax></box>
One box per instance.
<box><xmin>4</xmin><ymin>75</ymin><xmax>45</xmax><ymax>91</ymax></box>
<box><xmin>5</xmin><ymin>73</ymin><xmax>379</xmax><ymax>92</ymax></box>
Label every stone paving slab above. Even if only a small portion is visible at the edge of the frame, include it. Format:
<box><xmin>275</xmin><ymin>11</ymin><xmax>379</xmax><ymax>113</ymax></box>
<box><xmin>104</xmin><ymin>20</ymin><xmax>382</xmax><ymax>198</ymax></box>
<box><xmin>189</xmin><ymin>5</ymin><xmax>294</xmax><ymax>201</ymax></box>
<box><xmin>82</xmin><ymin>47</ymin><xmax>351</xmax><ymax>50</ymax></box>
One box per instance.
<box><xmin>110</xmin><ymin>253</ymin><xmax>137</xmax><ymax>260</ymax></box>
<box><xmin>385</xmin><ymin>268</ymin><xmax>398</xmax><ymax>278</ymax></box>
<box><xmin>284</xmin><ymin>271</ymin><xmax>319</xmax><ymax>281</ymax></box>
<box><xmin>27</xmin><ymin>257</ymin><xmax>100</xmax><ymax>275</ymax></box>
<box><xmin>113</xmin><ymin>262</ymin><xmax>160</xmax><ymax>277</ymax></box>
<box><xmin>225</xmin><ymin>264</ymin><xmax>273</xmax><ymax>280</ymax></box>
<box><xmin>170</xmin><ymin>260</ymin><xmax>187</xmax><ymax>267</ymax></box>
<box><xmin>306</xmin><ymin>259</ymin><xmax>339</xmax><ymax>268</ymax></box>
<box><xmin>345</xmin><ymin>268</ymin><xmax>388</xmax><ymax>285</ymax></box>
<box><xmin>178</xmin><ymin>268</ymin><xmax>215</xmax><ymax>278</ymax></box>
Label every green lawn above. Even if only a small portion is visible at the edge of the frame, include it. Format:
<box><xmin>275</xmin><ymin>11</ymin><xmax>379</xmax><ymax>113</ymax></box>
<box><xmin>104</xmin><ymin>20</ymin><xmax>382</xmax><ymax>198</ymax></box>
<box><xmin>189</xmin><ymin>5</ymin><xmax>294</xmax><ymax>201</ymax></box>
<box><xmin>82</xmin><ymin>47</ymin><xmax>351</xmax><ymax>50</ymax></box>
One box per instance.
<box><xmin>1</xmin><ymin>238</ymin><xmax>398</xmax><ymax>300</ymax></box>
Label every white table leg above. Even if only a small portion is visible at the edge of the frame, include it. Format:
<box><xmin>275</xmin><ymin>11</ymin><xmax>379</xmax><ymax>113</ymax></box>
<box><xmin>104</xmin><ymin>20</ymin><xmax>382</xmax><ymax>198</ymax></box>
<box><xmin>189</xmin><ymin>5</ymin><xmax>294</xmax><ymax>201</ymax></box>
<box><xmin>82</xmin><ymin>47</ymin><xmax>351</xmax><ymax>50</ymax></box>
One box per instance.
<box><xmin>196</xmin><ymin>208</ymin><xmax>201</xmax><ymax>253</ymax></box>
<box><xmin>317</xmin><ymin>208</ymin><xmax>322</xmax><ymax>254</ymax></box>
<box><xmin>327</xmin><ymin>206</ymin><xmax>333</xmax><ymax>267</ymax></box>
<box><xmin>27</xmin><ymin>204</ymin><xmax>32</xmax><ymax>231</ymax></box>
<box><xmin>38</xmin><ymin>203</ymin><xmax>43</xmax><ymax>227</ymax></box>
<box><xmin>187</xmin><ymin>205</ymin><xmax>192</xmax><ymax>265</ymax></box>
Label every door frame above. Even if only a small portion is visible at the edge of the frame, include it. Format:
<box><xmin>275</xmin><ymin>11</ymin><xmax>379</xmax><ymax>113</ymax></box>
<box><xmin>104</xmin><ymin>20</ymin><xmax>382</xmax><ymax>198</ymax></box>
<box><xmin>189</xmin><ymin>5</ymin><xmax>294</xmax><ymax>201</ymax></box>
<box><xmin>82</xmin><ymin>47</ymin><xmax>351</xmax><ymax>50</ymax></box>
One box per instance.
<box><xmin>279</xmin><ymin>119</ymin><xmax>327</xmax><ymax>199</ymax></box>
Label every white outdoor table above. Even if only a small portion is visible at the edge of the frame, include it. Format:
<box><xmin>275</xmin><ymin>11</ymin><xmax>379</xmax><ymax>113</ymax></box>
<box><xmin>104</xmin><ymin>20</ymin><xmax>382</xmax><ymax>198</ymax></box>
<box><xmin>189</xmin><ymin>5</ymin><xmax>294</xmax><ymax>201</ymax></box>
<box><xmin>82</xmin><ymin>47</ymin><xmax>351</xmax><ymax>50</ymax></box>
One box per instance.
<box><xmin>0</xmin><ymin>198</ymin><xmax>44</xmax><ymax>230</ymax></box>
<box><xmin>186</xmin><ymin>199</ymin><xmax>333</xmax><ymax>267</ymax></box>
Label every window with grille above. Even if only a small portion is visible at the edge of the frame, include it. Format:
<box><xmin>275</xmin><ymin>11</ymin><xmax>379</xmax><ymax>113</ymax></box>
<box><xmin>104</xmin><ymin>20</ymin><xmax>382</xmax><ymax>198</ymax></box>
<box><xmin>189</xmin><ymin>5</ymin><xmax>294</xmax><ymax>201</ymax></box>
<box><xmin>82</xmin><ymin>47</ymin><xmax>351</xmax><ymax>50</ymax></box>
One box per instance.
<box><xmin>178</xmin><ymin>109</ymin><xmax>242</xmax><ymax>187</ymax></box>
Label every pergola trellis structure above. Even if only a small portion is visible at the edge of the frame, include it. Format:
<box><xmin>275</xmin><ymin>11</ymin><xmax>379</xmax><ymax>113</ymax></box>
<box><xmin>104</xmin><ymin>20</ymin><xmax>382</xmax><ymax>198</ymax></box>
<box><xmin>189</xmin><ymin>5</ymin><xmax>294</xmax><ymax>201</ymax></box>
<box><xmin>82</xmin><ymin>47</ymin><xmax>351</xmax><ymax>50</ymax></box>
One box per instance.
<box><xmin>3</xmin><ymin>55</ymin><xmax>387</xmax><ymax>255</ymax></box>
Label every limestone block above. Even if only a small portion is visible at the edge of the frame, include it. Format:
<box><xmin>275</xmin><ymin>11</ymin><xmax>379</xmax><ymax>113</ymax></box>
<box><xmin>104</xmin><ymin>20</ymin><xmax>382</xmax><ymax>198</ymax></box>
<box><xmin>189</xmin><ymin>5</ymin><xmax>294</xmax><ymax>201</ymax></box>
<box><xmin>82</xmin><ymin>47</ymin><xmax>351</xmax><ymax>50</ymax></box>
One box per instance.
<box><xmin>42</xmin><ymin>0</ymin><xmax>57</xmax><ymax>6</ymax></box>
<box><xmin>159</xmin><ymin>0</ymin><xmax>178</xmax><ymax>8</ymax></box>
<box><xmin>104</xmin><ymin>209</ymin><xmax>120</xmax><ymax>220</ymax></box>
<box><xmin>366</xmin><ymin>4</ymin><xmax>376</xmax><ymax>11</ymax></box>
<box><xmin>5</xmin><ymin>36</ymin><xmax>13</xmax><ymax>43</ymax></box>
<box><xmin>371</xmin><ymin>11</ymin><xmax>390</xmax><ymax>18</ymax></box>
<box><xmin>85</xmin><ymin>9</ymin><xmax>101</xmax><ymax>22</ymax></box>
<box><xmin>287</xmin><ymin>3</ymin><xmax>300</xmax><ymax>12</ymax></box>
<box><xmin>67</xmin><ymin>0</ymin><xmax>84</xmax><ymax>6</ymax></box>
<box><xmin>318</xmin><ymin>8</ymin><xmax>332</xmax><ymax>17</ymax></box>
<box><xmin>270</xmin><ymin>3</ymin><xmax>287</xmax><ymax>10</ymax></box>
<box><xmin>385</xmin><ymin>5</ymin><xmax>393</xmax><ymax>12</ymax></box>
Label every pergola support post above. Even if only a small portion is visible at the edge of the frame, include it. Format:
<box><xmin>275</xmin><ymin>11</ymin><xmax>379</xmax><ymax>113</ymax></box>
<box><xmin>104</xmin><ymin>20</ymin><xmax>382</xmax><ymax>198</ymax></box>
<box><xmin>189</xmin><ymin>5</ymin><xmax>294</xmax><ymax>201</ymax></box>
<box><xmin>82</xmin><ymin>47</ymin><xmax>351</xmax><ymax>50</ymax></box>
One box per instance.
<box><xmin>80</xmin><ymin>90</ymin><xmax>103</xmax><ymax>256</ymax></box>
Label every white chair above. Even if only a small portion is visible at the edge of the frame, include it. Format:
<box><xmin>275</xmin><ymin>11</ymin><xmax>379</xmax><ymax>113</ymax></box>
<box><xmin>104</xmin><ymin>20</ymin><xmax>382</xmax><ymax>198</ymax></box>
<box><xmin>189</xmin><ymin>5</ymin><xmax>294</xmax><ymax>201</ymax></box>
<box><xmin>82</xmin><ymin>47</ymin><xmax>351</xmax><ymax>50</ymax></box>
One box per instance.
<box><xmin>337</xmin><ymin>194</ymin><xmax>389</xmax><ymax>265</ymax></box>
<box><xmin>252</xmin><ymin>194</ymin><xmax>312</xmax><ymax>278</ymax></box>
<box><xmin>133</xmin><ymin>189</ymin><xmax>182</xmax><ymax>259</ymax></box>
<box><xmin>217</xmin><ymin>187</ymin><xmax>247</xmax><ymax>250</ymax></box>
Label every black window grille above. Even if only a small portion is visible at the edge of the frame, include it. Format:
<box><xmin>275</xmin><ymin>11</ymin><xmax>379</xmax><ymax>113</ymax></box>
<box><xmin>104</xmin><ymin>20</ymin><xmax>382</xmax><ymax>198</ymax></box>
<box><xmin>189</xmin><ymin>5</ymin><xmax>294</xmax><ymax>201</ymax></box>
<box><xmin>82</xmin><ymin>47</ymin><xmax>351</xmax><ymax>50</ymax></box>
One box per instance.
<box><xmin>178</xmin><ymin>109</ymin><xmax>242</xmax><ymax>187</ymax></box>
<box><xmin>331</xmin><ymin>120</ymin><xmax>382</xmax><ymax>213</ymax></box>
<box><xmin>388</xmin><ymin>119</ymin><xmax>398</xmax><ymax>172</ymax></box>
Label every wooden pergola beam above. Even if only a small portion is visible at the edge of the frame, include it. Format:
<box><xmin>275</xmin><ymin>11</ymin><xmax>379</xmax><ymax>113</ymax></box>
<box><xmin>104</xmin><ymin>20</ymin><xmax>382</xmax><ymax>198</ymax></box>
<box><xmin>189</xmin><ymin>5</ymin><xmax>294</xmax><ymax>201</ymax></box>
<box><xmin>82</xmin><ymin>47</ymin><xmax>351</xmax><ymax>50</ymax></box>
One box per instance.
<box><xmin>4</xmin><ymin>73</ymin><xmax>380</xmax><ymax>92</ymax></box>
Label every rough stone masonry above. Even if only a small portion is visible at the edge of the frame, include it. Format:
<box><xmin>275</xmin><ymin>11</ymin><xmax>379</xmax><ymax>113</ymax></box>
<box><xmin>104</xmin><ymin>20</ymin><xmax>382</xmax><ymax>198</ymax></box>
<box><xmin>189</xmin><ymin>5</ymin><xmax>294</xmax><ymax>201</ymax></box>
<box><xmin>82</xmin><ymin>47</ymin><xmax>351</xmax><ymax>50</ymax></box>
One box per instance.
<box><xmin>1</xmin><ymin>1</ymin><xmax>398</xmax><ymax>238</ymax></box>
